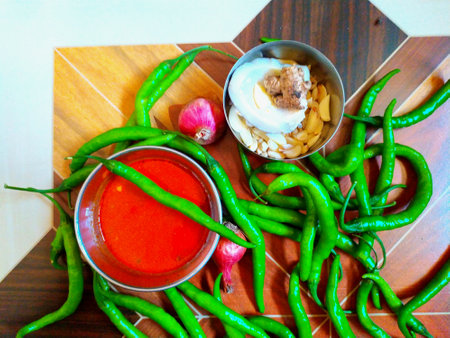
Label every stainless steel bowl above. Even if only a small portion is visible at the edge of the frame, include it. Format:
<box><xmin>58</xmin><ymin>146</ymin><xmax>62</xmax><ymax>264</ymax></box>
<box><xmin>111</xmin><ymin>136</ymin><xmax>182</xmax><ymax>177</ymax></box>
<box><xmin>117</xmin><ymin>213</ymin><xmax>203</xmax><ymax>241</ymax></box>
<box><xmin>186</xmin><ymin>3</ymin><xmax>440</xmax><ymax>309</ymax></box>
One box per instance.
<box><xmin>223</xmin><ymin>40</ymin><xmax>345</xmax><ymax>160</ymax></box>
<box><xmin>74</xmin><ymin>146</ymin><xmax>222</xmax><ymax>292</ymax></box>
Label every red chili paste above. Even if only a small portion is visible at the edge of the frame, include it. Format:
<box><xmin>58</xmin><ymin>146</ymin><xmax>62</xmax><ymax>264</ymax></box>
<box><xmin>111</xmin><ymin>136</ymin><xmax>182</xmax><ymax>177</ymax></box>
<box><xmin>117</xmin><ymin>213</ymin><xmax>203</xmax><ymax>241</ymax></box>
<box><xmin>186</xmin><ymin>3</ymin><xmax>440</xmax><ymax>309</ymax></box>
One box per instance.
<box><xmin>99</xmin><ymin>158</ymin><xmax>210</xmax><ymax>274</ymax></box>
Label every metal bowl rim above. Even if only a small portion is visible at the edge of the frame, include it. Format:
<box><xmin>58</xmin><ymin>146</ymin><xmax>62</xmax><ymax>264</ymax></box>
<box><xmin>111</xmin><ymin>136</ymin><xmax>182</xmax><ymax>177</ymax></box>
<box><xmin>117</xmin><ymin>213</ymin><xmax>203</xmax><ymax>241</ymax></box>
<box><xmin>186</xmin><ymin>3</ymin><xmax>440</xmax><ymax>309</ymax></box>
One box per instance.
<box><xmin>222</xmin><ymin>40</ymin><xmax>345</xmax><ymax>160</ymax></box>
<box><xmin>74</xmin><ymin>145</ymin><xmax>222</xmax><ymax>292</ymax></box>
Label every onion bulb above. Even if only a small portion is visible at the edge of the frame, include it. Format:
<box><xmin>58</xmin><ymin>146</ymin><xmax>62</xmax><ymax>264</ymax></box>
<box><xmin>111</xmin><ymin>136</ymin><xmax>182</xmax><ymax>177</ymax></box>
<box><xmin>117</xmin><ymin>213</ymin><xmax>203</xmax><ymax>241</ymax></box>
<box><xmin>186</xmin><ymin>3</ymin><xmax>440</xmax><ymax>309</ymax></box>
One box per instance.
<box><xmin>178</xmin><ymin>98</ymin><xmax>226</xmax><ymax>145</ymax></box>
<box><xmin>212</xmin><ymin>222</ymin><xmax>247</xmax><ymax>293</ymax></box>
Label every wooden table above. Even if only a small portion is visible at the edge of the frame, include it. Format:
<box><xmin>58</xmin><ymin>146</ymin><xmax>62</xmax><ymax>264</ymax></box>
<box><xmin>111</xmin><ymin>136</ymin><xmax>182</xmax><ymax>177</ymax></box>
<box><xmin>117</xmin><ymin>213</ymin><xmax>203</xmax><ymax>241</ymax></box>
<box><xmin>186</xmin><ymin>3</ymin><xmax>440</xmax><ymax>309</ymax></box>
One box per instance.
<box><xmin>1</xmin><ymin>1</ymin><xmax>449</xmax><ymax>336</ymax></box>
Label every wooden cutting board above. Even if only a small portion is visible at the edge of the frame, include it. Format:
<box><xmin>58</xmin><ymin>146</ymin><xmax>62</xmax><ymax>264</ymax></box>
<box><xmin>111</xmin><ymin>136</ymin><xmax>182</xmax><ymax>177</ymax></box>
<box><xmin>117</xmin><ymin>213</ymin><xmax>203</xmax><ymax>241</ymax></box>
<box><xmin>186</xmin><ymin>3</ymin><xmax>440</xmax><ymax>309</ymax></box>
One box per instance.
<box><xmin>51</xmin><ymin>41</ymin><xmax>449</xmax><ymax>336</ymax></box>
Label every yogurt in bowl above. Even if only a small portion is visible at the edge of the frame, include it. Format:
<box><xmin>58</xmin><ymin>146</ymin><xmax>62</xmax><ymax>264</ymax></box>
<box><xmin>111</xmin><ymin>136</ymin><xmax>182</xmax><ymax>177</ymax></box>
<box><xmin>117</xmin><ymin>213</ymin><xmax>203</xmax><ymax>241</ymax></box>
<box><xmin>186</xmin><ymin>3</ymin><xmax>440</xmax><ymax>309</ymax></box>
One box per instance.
<box><xmin>228</xmin><ymin>58</ymin><xmax>310</xmax><ymax>134</ymax></box>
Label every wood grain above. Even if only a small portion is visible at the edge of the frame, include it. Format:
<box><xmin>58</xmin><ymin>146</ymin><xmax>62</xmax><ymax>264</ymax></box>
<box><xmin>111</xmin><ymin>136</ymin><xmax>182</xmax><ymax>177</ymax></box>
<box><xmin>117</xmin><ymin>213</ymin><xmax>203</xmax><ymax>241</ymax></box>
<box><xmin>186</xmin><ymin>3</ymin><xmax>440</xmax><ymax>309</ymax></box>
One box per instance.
<box><xmin>1</xmin><ymin>2</ymin><xmax>449</xmax><ymax>337</ymax></box>
<box><xmin>0</xmin><ymin>231</ymin><xmax>139</xmax><ymax>336</ymax></box>
<box><xmin>233</xmin><ymin>0</ymin><xmax>407</xmax><ymax>97</ymax></box>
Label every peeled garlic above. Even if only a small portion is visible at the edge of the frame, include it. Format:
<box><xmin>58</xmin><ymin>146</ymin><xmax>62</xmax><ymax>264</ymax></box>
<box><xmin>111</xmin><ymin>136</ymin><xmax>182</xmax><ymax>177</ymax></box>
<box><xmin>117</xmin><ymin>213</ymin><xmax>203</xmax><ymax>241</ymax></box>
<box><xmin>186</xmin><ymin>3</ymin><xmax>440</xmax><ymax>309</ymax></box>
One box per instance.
<box><xmin>317</xmin><ymin>84</ymin><xmax>327</xmax><ymax>102</ymax></box>
<box><xmin>285</xmin><ymin>136</ymin><xmax>298</xmax><ymax>145</ymax></box>
<box><xmin>248</xmin><ymin>139</ymin><xmax>258</xmax><ymax>152</ymax></box>
<box><xmin>252</xmin><ymin>127</ymin><xmax>269</xmax><ymax>141</ymax></box>
<box><xmin>228</xmin><ymin>106</ymin><xmax>246</xmax><ymax>134</ymax></box>
<box><xmin>305</xmin><ymin>110</ymin><xmax>323</xmax><ymax>135</ymax></box>
<box><xmin>267</xmin><ymin>139</ymin><xmax>279</xmax><ymax>151</ymax></box>
<box><xmin>260</xmin><ymin>141</ymin><xmax>269</xmax><ymax>152</ymax></box>
<box><xmin>319</xmin><ymin>94</ymin><xmax>331</xmax><ymax>122</ymax></box>
<box><xmin>266</xmin><ymin>133</ymin><xmax>287</xmax><ymax>145</ymax></box>
<box><xmin>294</xmin><ymin>130</ymin><xmax>309</xmax><ymax>142</ymax></box>
<box><xmin>240</xmin><ymin>126</ymin><xmax>254</xmax><ymax>147</ymax></box>
<box><xmin>268</xmin><ymin>150</ymin><xmax>284</xmax><ymax>159</ymax></box>
<box><xmin>283</xmin><ymin>144</ymin><xmax>302</xmax><ymax>158</ymax></box>
<box><xmin>307</xmin><ymin>133</ymin><xmax>321</xmax><ymax>148</ymax></box>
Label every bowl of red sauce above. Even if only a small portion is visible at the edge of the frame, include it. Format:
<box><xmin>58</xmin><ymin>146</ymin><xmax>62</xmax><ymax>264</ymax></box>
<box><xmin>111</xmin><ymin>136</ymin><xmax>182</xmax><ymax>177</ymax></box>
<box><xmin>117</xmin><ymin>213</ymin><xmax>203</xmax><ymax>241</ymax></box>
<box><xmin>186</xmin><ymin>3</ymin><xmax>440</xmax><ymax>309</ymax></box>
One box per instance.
<box><xmin>74</xmin><ymin>146</ymin><xmax>222</xmax><ymax>291</ymax></box>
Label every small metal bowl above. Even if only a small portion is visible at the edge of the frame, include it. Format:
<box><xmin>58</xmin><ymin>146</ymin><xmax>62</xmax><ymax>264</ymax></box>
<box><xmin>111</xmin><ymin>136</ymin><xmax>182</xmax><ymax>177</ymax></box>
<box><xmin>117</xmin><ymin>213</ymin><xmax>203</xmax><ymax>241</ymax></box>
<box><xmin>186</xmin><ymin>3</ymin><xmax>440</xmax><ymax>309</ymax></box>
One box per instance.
<box><xmin>74</xmin><ymin>146</ymin><xmax>222</xmax><ymax>292</ymax></box>
<box><xmin>223</xmin><ymin>40</ymin><xmax>345</xmax><ymax>160</ymax></box>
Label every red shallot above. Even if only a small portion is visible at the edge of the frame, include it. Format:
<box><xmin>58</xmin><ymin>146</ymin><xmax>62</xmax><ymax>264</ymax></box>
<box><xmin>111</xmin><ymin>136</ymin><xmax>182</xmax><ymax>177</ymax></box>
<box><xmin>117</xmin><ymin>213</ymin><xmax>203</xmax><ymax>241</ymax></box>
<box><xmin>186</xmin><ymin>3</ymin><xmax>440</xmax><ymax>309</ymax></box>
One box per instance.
<box><xmin>178</xmin><ymin>98</ymin><xmax>226</xmax><ymax>145</ymax></box>
<box><xmin>212</xmin><ymin>221</ymin><xmax>247</xmax><ymax>293</ymax></box>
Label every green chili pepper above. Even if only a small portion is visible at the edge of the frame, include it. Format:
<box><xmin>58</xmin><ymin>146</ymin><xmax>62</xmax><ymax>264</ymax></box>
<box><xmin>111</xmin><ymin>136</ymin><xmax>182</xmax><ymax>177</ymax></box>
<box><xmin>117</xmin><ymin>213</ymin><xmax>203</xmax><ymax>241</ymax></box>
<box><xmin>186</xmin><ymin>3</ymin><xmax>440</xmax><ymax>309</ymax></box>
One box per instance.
<box><xmin>176</xmin><ymin>281</ymin><xmax>269</xmax><ymax>338</ymax></box>
<box><xmin>114</xmin><ymin>111</ymin><xmax>138</xmax><ymax>153</ymax></box>
<box><xmin>83</xmin><ymin>154</ymin><xmax>253</xmax><ymax>249</ymax></box>
<box><xmin>136</xmin><ymin>46</ymin><xmax>238</xmax><ymax>128</ymax></box>
<box><xmin>362</xmin><ymin>273</ymin><xmax>432</xmax><ymax>338</ymax></box>
<box><xmin>50</xmin><ymin>227</ymin><xmax>65</xmax><ymax>270</ymax></box>
<box><xmin>164</xmin><ymin>287</ymin><xmax>206</xmax><ymax>338</ymax></box>
<box><xmin>249</xmin><ymin>161</ymin><xmax>307</xmax><ymax>209</ymax></box>
<box><xmin>247</xmin><ymin>210</ymin><xmax>378</xmax><ymax>276</ymax></box>
<box><xmin>205</xmin><ymin>156</ymin><xmax>266</xmax><ymax>312</ymax></box>
<box><xmin>349</xmin><ymin>158</ymin><xmax>378</xmax><ymax>284</ymax></box>
<box><xmin>4</xmin><ymin>164</ymin><xmax>97</xmax><ymax>194</ymax></box>
<box><xmin>397</xmin><ymin>260</ymin><xmax>450</xmax><ymax>338</ymax></box>
<box><xmin>237</xmin><ymin>143</ymin><xmax>253</xmax><ymax>180</ymax></box>
<box><xmin>135</xmin><ymin>59</ymin><xmax>179</xmax><ymax>127</ymax></box>
<box><xmin>249</xmin><ymin>161</ymin><xmax>397</xmax><ymax>211</ymax></box>
<box><xmin>342</xmin><ymin>143</ymin><xmax>433</xmax><ymax>233</ymax></box>
<box><xmin>373</xmin><ymin>99</ymin><xmax>397</xmax><ymax>216</ymax></box>
<box><xmin>319</xmin><ymin>172</ymin><xmax>345</xmax><ymax>203</ymax></box>
<box><xmin>213</xmin><ymin>274</ymin><xmax>245</xmax><ymax>338</ymax></box>
<box><xmin>325</xmin><ymin>255</ymin><xmax>355</xmax><ymax>338</ymax></box>
<box><xmin>69</xmin><ymin>126</ymin><xmax>163</xmax><ymax>172</ymax></box>
<box><xmin>359</xmin><ymin>100</ymin><xmax>397</xmax><ymax>311</ymax></box>
<box><xmin>238</xmin><ymin>198</ymin><xmax>305</xmax><ymax>228</ymax></box>
<box><xmin>264</xmin><ymin>172</ymin><xmax>338</xmax><ymax>307</ymax></box>
<box><xmin>165</xmin><ymin>134</ymin><xmax>207</xmax><ymax>164</ymax></box>
<box><xmin>248</xmin><ymin>316</ymin><xmax>295</xmax><ymax>338</ymax></box>
<box><xmin>356</xmin><ymin>279</ymin><xmax>389</xmax><ymax>338</ymax></box>
<box><xmin>163</xmin><ymin>135</ymin><xmax>266</xmax><ymax>313</ymax></box>
<box><xmin>260</xmin><ymin>37</ymin><xmax>281</xmax><ymax>43</ymax></box>
<box><xmin>344</xmin><ymin>79</ymin><xmax>449</xmax><ymax>128</ymax></box>
<box><xmin>95</xmin><ymin>274</ymin><xmax>188</xmax><ymax>338</ymax></box>
<box><xmin>249</xmin><ymin>214</ymin><xmax>302</xmax><ymax>242</ymax></box>
<box><xmin>16</xmin><ymin>193</ymin><xmax>84</xmax><ymax>337</ymax></box>
<box><xmin>319</xmin><ymin>156</ymin><xmax>405</xmax><ymax>210</ymax></box>
<box><xmin>299</xmin><ymin>189</ymin><xmax>317</xmax><ymax>282</ymax></box>
<box><xmin>130</xmin><ymin>133</ymin><xmax>177</xmax><ymax>148</ymax></box>
<box><xmin>92</xmin><ymin>272</ymin><xmax>146</xmax><ymax>338</ymax></box>
<box><xmin>309</xmin><ymin>69</ymin><xmax>400</xmax><ymax>177</ymax></box>
<box><xmin>288</xmin><ymin>264</ymin><xmax>313</xmax><ymax>338</ymax></box>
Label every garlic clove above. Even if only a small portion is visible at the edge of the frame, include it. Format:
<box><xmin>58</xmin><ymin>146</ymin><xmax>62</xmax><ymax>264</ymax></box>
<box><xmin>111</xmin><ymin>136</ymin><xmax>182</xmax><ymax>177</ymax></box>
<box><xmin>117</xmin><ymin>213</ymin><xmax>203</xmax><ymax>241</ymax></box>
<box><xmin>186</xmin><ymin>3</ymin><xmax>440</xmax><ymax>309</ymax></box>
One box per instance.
<box><xmin>261</xmin><ymin>141</ymin><xmax>269</xmax><ymax>152</ymax></box>
<box><xmin>240</xmin><ymin>127</ymin><xmax>254</xmax><ymax>147</ymax></box>
<box><xmin>266</xmin><ymin>133</ymin><xmax>287</xmax><ymax>145</ymax></box>
<box><xmin>319</xmin><ymin>94</ymin><xmax>331</xmax><ymax>122</ymax></box>
<box><xmin>267</xmin><ymin>139</ymin><xmax>279</xmax><ymax>151</ymax></box>
<box><xmin>317</xmin><ymin>84</ymin><xmax>328</xmax><ymax>102</ymax></box>
<box><xmin>307</xmin><ymin>133</ymin><xmax>321</xmax><ymax>148</ymax></box>
<box><xmin>294</xmin><ymin>129</ymin><xmax>309</xmax><ymax>142</ymax></box>
<box><xmin>248</xmin><ymin>139</ymin><xmax>258</xmax><ymax>152</ymax></box>
<box><xmin>305</xmin><ymin>110</ymin><xmax>323</xmax><ymax>135</ymax></box>
<box><xmin>228</xmin><ymin>106</ymin><xmax>247</xmax><ymax>134</ymax></box>
<box><xmin>252</xmin><ymin>127</ymin><xmax>269</xmax><ymax>141</ymax></box>
<box><xmin>268</xmin><ymin>150</ymin><xmax>285</xmax><ymax>159</ymax></box>
<box><xmin>283</xmin><ymin>144</ymin><xmax>303</xmax><ymax>158</ymax></box>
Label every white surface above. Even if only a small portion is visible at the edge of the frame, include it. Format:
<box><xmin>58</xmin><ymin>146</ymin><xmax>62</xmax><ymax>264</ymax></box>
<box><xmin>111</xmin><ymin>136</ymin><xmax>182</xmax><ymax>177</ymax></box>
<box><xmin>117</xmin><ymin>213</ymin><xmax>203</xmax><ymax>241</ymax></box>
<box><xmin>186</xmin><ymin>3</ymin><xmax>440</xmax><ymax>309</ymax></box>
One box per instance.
<box><xmin>370</xmin><ymin>0</ymin><xmax>450</xmax><ymax>36</ymax></box>
<box><xmin>0</xmin><ymin>0</ymin><xmax>269</xmax><ymax>283</ymax></box>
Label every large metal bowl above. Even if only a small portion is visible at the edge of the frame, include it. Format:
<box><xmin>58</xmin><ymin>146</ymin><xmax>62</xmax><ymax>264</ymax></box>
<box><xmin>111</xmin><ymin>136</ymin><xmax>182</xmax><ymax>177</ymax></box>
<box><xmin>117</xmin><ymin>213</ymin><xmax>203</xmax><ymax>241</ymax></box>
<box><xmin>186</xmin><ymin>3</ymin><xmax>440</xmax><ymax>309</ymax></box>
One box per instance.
<box><xmin>223</xmin><ymin>40</ymin><xmax>345</xmax><ymax>160</ymax></box>
<box><xmin>74</xmin><ymin>146</ymin><xmax>222</xmax><ymax>292</ymax></box>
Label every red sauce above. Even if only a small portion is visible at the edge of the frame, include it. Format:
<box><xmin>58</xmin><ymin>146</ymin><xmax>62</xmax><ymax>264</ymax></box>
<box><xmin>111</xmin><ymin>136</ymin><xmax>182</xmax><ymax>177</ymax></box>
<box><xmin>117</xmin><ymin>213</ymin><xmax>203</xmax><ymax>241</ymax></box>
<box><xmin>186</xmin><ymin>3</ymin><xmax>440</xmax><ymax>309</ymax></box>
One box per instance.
<box><xmin>99</xmin><ymin>158</ymin><xmax>210</xmax><ymax>274</ymax></box>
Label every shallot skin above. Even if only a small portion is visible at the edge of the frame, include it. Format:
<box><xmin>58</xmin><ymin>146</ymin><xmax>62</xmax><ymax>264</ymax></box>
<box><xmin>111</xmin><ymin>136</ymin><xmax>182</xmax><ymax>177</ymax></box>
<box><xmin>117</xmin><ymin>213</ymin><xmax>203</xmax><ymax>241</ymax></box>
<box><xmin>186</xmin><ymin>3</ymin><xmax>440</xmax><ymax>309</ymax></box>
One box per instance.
<box><xmin>212</xmin><ymin>222</ymin><xmax>247</xmax><ymax>293</ymax></box>
<box><xmin>178</xmin><ymin>98</ymin><xmax>226</xmax><ymax>145</ymax></box>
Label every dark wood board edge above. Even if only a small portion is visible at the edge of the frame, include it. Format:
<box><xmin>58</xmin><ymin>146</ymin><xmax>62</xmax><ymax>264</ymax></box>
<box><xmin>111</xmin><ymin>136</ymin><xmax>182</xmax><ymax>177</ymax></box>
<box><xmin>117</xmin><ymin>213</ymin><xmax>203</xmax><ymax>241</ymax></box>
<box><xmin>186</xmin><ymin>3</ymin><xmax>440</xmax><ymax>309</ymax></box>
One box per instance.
<box><xmin>233</xmin><ymin>0</ymin><xmax>408</xmax><ymax>98</ymax></box>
